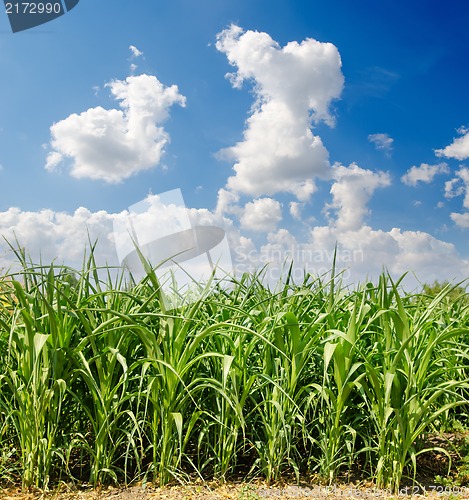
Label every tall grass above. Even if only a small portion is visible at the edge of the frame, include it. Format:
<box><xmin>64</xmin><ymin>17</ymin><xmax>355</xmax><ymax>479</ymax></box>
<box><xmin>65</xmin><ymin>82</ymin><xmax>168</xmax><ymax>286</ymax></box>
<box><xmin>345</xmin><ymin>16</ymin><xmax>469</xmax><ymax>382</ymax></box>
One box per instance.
<box><xmin>0</xmin><ymin>248</ymin><xmax>468</xmax><ymax>492</ymax></box>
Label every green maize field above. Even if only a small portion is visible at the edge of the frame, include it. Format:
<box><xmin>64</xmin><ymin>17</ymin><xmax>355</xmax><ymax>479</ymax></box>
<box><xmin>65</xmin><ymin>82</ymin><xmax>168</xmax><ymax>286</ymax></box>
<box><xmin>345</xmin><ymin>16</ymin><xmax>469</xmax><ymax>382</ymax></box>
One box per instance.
<box><xmin>0</xmin><ymin>245</ymin><xmax>468</xmax><ymax>494</ymax></box>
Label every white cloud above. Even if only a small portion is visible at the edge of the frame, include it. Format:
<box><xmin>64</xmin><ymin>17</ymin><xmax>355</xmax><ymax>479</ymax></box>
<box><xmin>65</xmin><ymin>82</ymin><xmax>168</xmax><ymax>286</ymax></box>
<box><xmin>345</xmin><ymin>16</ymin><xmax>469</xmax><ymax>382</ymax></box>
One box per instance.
<box><xmin>129</xmin><ymin>45</ymin><xmax>143</xmax><ymax>58</ymax></box>
<box><xmin>2</xmin><ymin>198</ymin><xmax>468</xmax><ymax>292</ymax></box>
<box><xmin>187</xmin><ymin>206</ymin><xmax>250</xmax><ymax>258</ymax></box>
<box><xmin>444</xmin><ymin>167</ymin><xmax>469</xmax><ymax>207</ymax></box>
<box><xmin>215</xmin><ymin>24</ymin><xmax>344</xmax><ymax>203</ymax></box>
<box><xmin>240</xmin><ymin>224</ymin><xmax>469</xmax><ymax>291</ymax></box>
<box><xmin>435</xmin><ymin>126</ymin><xmax>469</xmax><ymax>160</ymax></box>
<box><xmin>325</xmin><ymin>163</ymin><xmax>391</xmax><ymax>231</ymax></box>
<box><xmin>267</xmin><ymin>228</ymin><xmax>298</xmax><ymax>248</ymax></box>
<box><xmin>0</xmin><ymin>206</ymin><xmax>119</xmax><ymax>273</ymax></box>
<box><xmin>215</xmin><ymin>188</ymin><xmax>241</xmax><ymax>216</ymax></box>
<box><xmin>401</xmin><ymin>162</ymin><xmax>449</xmax><ymax>186</ymax></box>
<box><xmin>443</xmin><ymin>167</ymin><xmax>469</xmax><ymax>227</ymax></box>
<box><xmin>450</xmin><ymin>212</ymin><xmax>469</xmax><ymax>228</ymax></box>
<box><xmin>0</xmin><ymin>200</ymin><xmax>242</xmax><ymax>313</ymax></box>
<box><xmin>445</xmin><ymin>177</ymin><xmax>464</xmax><ymax>200</ymax></box>
<box><xmin>455</xmin><ymin>167</ymin><xmax>469</xmax><ymax>209</ymax></box>
<box><xmin>0</xmin><ymin>199</ymin><xmax>246</xmax><ymax>278</ymax></box>
<box><xmin>240</xmin><ymin>198</ymin><xmax>282</xmax><ymax>232</ymax></box>
<box><xmin>129</xmin><ymin>46</ymin><xmax>143</xmax><ymax>72</ymax></box>
<box><xmin>388</xmin><ymin>227</ymin><xmax>469</xmax><ymax>280</ymax></box>
<box><xmin>368</xmin><ymin>133</ymin><xmax>393</xmax><ymax>155</ymax></box>
<box><xmin>289</xmin><ymin>201</ymin><xmax>302</xmax><ymax>220</ymax></box>
<box><xmin>229</xmin><ymin>159</ymin><xmax>469</xmax><ymax>290</ymax></box>
<box><xmin>45</xmin><ymin>74</ymin><xmax>186</xmax><ymax>183</ymax></box>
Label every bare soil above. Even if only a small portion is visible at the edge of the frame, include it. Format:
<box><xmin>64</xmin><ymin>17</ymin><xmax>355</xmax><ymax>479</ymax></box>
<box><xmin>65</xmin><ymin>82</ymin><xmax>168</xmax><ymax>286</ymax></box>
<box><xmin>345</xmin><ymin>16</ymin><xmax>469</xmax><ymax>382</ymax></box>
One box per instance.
<box><xmin>3</xmin><ymin>432</ymin><xmax>469</xmax><ymax>499</ymax></box>
<box><xmin>1</xmin><ymin>481</ymin><xmax>468</xmax><ymax>500</ymax></box>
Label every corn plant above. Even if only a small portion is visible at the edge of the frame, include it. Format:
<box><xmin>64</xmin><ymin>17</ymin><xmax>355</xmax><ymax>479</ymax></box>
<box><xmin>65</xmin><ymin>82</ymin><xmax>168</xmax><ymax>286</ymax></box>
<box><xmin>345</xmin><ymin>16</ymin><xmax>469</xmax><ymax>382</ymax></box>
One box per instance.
<box><xmin>61</xmin><ymin>249</ymin><xmax>148</xmax><ymax>485</ymax></box>
<box><xmin>357</xmin><ymin>275</ymin><xmax>469</xmax><ymax>491</ymax></box>
<box><xmin>195</xmin><ymin>314</ymin><xmax>256</xmax><ymax>480</ymax></box>
<box><xmin>313</xmin><ymin>290</ymin><xmax>369</xmax><ymax>483</ymax></box>
<box><xmin>122</xmin><ymin>263</ymin><xmax>236</xmax><ymax>485</ymax></box>
<box><xmin>0</xmin><ymin>261</ymin><xmax>74</xmax><ymax>489</ymax></box>
<box><xmin>227</xmin><ymin>270</ymin><xmax>327</xmax><ymax>484</ymax></box>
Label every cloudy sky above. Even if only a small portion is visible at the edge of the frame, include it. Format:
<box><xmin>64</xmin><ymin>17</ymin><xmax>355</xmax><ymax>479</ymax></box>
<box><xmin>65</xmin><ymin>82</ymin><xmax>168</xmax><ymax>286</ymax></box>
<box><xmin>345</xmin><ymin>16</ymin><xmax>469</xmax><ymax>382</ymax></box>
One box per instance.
<box><xmin>1</xmin><ymin>0</ymin><xmax>469</xmax><ymax>290</ymax></box>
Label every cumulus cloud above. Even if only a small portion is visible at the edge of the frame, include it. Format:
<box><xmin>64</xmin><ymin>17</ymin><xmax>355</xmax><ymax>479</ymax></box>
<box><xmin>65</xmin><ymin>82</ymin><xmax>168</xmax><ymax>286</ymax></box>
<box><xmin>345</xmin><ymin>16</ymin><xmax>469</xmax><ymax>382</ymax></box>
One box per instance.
<box><xmin>45</xmin><ymin>74</ymin><xmax>186</xmax><ymax>183</ymax></box>
<box><xmin>435</xmin><ymin>126</ymin><xmax>469</xmax><ymax>160</ymax></box>
<box><xmin>450</xmin><ymin>213</ymin><xmax>469</xmax><ymax>228</ymax></box>
<box><xmin>0</xmin><ymin>199</ymin><xmax>247</xmax><ymax>280</ymax></box>
<box><xmin>325</xmin><ymin>163</ymin><xmax>391</xmax><ymax>231</ymax></box>
<box><xmin>368</xmin><ymin>133</ymin><xmax>393</xmax><ymax>156</ymax></box>
<box><xmin>238</xmin><ymin>224</ymin><xmax>469</xmax><ymax>291</ymax></box>
<box><xmin>445</xmin><ymin>178</ymin><xmax>464</xmax><ymax>200</ymax></box>
<box><xmin>2</xmin><ymin>198</ymin><xmax>469</xmax><ymax>292</ymax></box>
<box><xmin>215</xmin><ymin>24</ymin><xmax>344</xmax><ymax>204</ymax></box>
<box><xmin>129</xmin><ymin>45</ymin><xmax>144</xmax><ymax>73</ymax></box>
<box><xmin>443</xmin><ymin>167</ymin><xmax>469</xmax><ymax>227</ymax></box>
<box><xmin>0</xmin><ymin>206</ymin><xmax>119</xmax><ymax>272</ymax></box>
<box><xmin>129</xmin><ymin>45</ymin><xmax>143</xmax><ymax>58</ymax></box>
<box><xmin>215</xmin><ymin>188</ymin><xmax>241</xmax><ymax>216</ymax></box>
<box><xmin>445</xmin><ymin>167</ymin><xmax>469</xmax><ymax>206</ymax></box>
<box><xmin>289</xmin><ymin>201</ymin><xmax>302</xmax><ymax>220</ymax></box>
<box><xmin>240</xmin><ymin>198</ymin><xmax>282</xmax><ymax>232</ymax></box>
<box><xmin>232</xmin><ymin>162</ymin><xmax>465</xmax><ymax>290</ymax></box>
<box><xmin>187</xmin><ymin>205</ymin><xmax>252</xmax><ymax>261</ymax></box>
<box><xmin>401</xmin><ymin>162</ymin><xmax>449</xmax><ymax>186</ymax></box>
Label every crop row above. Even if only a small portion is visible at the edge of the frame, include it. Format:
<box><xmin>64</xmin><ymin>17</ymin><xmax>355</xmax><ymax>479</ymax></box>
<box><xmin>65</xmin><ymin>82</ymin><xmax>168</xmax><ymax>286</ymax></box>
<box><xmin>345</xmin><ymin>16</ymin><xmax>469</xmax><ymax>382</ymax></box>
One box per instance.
<box><xmin>0</xmin><ymin>247</ymin><xmax>468</xmax><ymax>492</ymax></box>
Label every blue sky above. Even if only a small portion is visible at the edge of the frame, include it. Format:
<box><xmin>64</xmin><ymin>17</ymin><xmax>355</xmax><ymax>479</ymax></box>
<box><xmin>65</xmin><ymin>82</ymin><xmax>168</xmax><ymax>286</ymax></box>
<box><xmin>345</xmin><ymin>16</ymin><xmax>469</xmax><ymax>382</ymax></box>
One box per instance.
<box><xmin>1</xmin><ymin>0</ymin><xmax>469</xmax><ymax>288</ymax></box>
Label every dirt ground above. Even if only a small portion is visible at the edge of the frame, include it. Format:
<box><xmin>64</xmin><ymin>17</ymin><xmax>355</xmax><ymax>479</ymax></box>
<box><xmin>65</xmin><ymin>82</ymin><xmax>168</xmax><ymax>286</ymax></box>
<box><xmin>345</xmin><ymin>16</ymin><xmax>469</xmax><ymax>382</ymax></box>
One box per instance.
<box><xmin>2</xmin><ymin>481</ymin><xmax>469</xmax><ymax>500</ymax></box>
